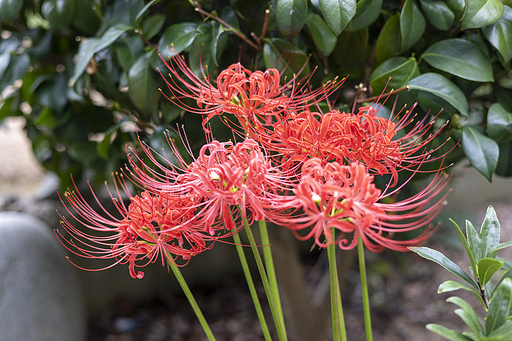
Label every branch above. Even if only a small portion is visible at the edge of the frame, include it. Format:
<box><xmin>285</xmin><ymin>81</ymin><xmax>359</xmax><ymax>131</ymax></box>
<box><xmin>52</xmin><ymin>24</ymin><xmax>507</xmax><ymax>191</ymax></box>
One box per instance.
<box><xmin>194</xmin><ymin>7</ymin><xmax>262</xmax><ymax>52</ymax></box>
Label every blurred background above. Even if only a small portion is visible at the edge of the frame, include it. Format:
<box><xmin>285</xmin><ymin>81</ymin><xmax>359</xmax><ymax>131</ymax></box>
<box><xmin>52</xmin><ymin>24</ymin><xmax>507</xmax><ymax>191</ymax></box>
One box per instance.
<box><xmin>1</xmin><ymin>0</ymin><xmax>512</xmax><ymax>340</ymax></box>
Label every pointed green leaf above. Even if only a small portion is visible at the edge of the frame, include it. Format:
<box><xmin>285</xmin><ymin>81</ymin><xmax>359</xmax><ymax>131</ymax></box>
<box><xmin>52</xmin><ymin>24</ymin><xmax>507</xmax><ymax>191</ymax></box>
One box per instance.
<box><xmin>319</xmin><ymin>0</ymin><xmax>356</xmax><ymax>35</ymax></box>
<box><xmin>462</xmin><ymin>126</ymin><xmax>499</xmax><ymax>182</ymax></box>
<box><xmin>478</xmin><ymin>258</ymin><xmax>504</xmax><ymax>286</ymax></box>
<box><xmin>420</xmin><ymin>39</ymin><xmax>493</xmax><ymax>82</ymax></box>
<box><xmin>487</xmin><ymin>103</ymin><xmax>512</xmax><ymax>143</ymax></box>
<box><xmin>346</xmin><ymin>0</ymin><xmax>382</xmax><ymax>31</ymax></box>
<box><xmin>492</xmin><ymin>268</ymin><xmax>512</xmax><ymax>300</ymax></box>
<box><xmin>410</xmin><ymin>247</ymin><xmax>479</xmax><ymax>290</ymax></box>
<box><xmin>211</xmin><ymin>22</ymin><xmax>229</xmax><ymax>66</ymax></box>
<box><xmin>75</xmin><ymin>24</ymin><xmax>134</xmax><ymax>80</ymax></box>
<box><xmin>158</xmin><ymin>22</ymin><xmax>199</xmax><ymax>60</ymax></box>
<box><xmin>489</xmin><ymin>239</ymin><xmax>512</xmax><ymax>258</ymax></box>
<box><xmin>401</xmin><ymin>0</ymin><xmax>426</xmax><ymax>52</ymax></box>
<box><xmin>462</xmin><ymin>0</ymin><xmax>504</xmax><ymax>30</ymax></box>
<box><xmin>448</xmin><ymin>296</ymin><xmax>484</xmax><ymax>335</ymax></box>
<box><xmin>276</xmin><ymin>0</ymin><xmax>308</xmax><ymax>40</ymax></box>
<box><xmin>0</xmin><ymin>0</ymin><xmax>24</xmax><ymax>22</ymax></box>
<box><xmin>467</xmin><ymin>220</ymin><xmax>483</xmax><ymax>265</ymax></box>
<box><xmin>451</xmin><ymin>218</ymin><xmax>478</xmax><ymax>277</ymax></box>
<box><xmin>135</xmin><ymin>0</ymin><xmax>160</xmax><ymax>23</ymax></box>
<box><xmin>486</xmin><ymin>278</ymin><xmax>512</xmax><ymax>335</ymax></box>
<box><xmin>407</xmin><ymin>73</ymin><xmax>468</xmax><ymax>116</ymax></box>
<box><xmin>426</xmin><ymin>324</ymin><xmax>473</xmax><ymax>341</ymax></box>
<box><xmin>420</xmin><ymin>0</ymin><xmax>455</xmax><ymax>31</ymax></box>
<box><xmin>142</xmin><ymin>14</ymin><xmax>166</xmax><ymax>40</ymax></box>
<box><xmin>488</xmin><ymin>321</ymin><xmax>512</xmax><ymax>339</ymax></box>
<box><xmin>439</xmin><ymin>280</ymin><xmax>482</xmax><ymax>303</ymax></box>
<box><xmin>482</xmin><ymin>6</ymin><xmax>512</xmax><ymax>63</ymax></box>
<box><xmin>369</xmin><ymin>57</ymin><xmax>420</xmax><ymax>95</ymax></box>
<box><xmin>480</xmin><ymin>206</ymin><xmax>501</xmax><ymax>257</ymax></box>
<box><xmin>306</xmin><ymin>14</ymin><xmax>338</xmax><ymax>57</ymax></box>
<box><xmin>375</xmin><ymin>14</ymin><xmax>401</xmax><ymax>65</ymax></box>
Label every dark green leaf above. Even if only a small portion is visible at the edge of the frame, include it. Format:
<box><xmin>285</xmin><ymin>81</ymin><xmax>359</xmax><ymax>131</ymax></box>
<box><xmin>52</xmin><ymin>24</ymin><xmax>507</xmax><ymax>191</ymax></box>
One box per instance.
<box><xmin>400</xmin><ymin>0</ymin><xmax>426</xmax><ymax>52</ymax></box>
<box><xmin>319</xmin><ymin>0</ymin><xmax>356</xmax><ymax>35</ymax></box>
<box><xmin>462</xmin><ymin>126</ymin><xmax>499</xmax><ymax>182</ymax></box>
<box><xmin>462</xmin><ymin>0</ymin><xmax>504</xmax><ymax>30</ymax></box>
<box><xmin>346</xmin><ymin>0</ymin><xmax>382</xmax><ymax>31</ymax></box>
<box><xmin>158</xmin><ymin>23</ymin><xmax>199</xmax><ymax>60</ymax></box>
<box><xmin>128</xmin><ymin>52</ymin><xmax>160</xmax><ymax>116</ymax></box>
<box><xmin>333</xmin><ymin>28</ymin><xmax>369</xmax><ymax>78</ymax></box>
<box><xmin>160</xmin><ymin>100</ymin><xmax>182</xmax><ymax>124</ymax></box>
<box><xmin>410</xmin><ymin>247</ymin><xmax>479</xmax><ymax>290</ymax></box>
<box><xmin>75</xmin><ymin>24</ymin><xmax>133</xmax><ymax>81</ymax></box>
<box><xmin>220</xmin><ymin>7</ymin><xmax>239</xmax><ymax>30</ymax></box>
<box><xmin>369</xmin><ymin>57</ymin><xmax>419</xmax><ymax>96</ymax></box>
<box><xmin>72</xmin><ymin>0</ymin><xmax>100</xmax><ymax>35</ymax></box>
<box><xmin>0</xmin><ymin>0</ymin><xmax>24</xmax><ymax>21</ymax></box>
<box><xmin>1</xmin><ymin>53</ymin><xmax>30</xmax><ymax>89</ymax></box>
<box><xmin>142</xmin><ymin>14</ymin><xmax>166</xmax><ymax>40</ymax></box>
<box><xmin>426</xmin><ymin>324</ymin><xmax>473</xmax><ymax>341</ymax></box>
<box><xmin>210</xmin><ymin>22</ymin><xmax>229</xmax><ymax>67</ymax></box>
<box><xmin>97</xmin><ymin>122</ymin><xmax>124</xmax><ymax>159</ymax></box>
<box><xmin>480</xmin><ymin>206</ymin><xmax>501</xmax><ymax>258</ymax></box>
<box><xmin>496</xmin><ymin>142</ymin><xmax>512</xmax><ymax>177</ymax></box>
<box><xmin>487</xmin><ymin>103</ymin><xmax>512</xmax><ymax>142</ymax></box>
<box><xmin>189</xmin><ymin>24</ymin><xmax>213</xmax><ymax>77</ymax></box>
<box><xmin>276</xmin><ymin>0</ymin><xmax>308</xmax><ymax>40</ymax></box>
<box><xmin>33</xmin><ymin>107</ymin><xmax>55</xmax><ymax>128</ymax></box>
<box><xmin>447</xmin><ymin>296</ymin><xmax>484</xmax><ymax>336</ymax></box>
<box><xmin>0</xmin><ymin>53</ymin><xmax>11</xmax><ymax>80</ymax></box>
<box><xmin>263</xmin><ymin>38</ymin><xmax>310</xmax><ymax>81</ymax></box>
<box><xmin>41</xmin><ymin>0</ymin><xmax>76</xmax><ymax>28</ymax></box>
<box><xmin>478</xmin><ymin>258</ymin><xmax>504</xmax><ymax>286</ymax></box>
<box><xmin>420</xmin><ymin>0</ymin><xmax>455</xmax><ymax>31</ymax></box>
<box><xmin>375</xmin><ymin>14</ymin><xmax>401</xmax><ymax>65</ymax></box>
<box><xmin>408</xmin><ymin>73</ymin><xmax>468</xmax><ymax>116</ymax></box>
<box><xmin>482</xmin><ymin>6</ymin><xmax>512</xmax><ymax>63</ymax></box>
<box><xmin>496</xmin><ymin>87</ymin><xmax>512</xmax><ymax>112</ymax></box>
<box><xmin>486</xmin><ymin>278</ymin><xmax>512</xmax><ymax>335</ymax></box>
<box><xmin>135</xmin><ymin>0</ymin><xmax>160</xmax><ymax>24</ymax></box>
<box><xmin>306</xmin><ymin>14</ymin><xmax>338</xmax><ymax>57</ymax></box>
<box><xmin>421</xmin><ymin>39</ymin><xmax>493</xmax><ymax>82</ymax></box>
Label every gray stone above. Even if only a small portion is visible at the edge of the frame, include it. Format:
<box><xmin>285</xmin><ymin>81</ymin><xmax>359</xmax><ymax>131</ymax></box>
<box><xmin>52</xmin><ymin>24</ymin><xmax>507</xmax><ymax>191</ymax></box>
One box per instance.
<box><xmin>0</xmin><ymin>212</ymin><xmax>86</xmax><ymax>341</ymax></box>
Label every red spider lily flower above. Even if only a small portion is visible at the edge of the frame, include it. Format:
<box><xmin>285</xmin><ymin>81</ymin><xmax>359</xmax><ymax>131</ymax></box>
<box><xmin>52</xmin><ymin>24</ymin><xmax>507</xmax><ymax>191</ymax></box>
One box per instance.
<box><xmin>258</xmin><ymin>103</ymin><xmax>450</xmax><ymax>183</ymax></box>
<box><xmin>277</xmin><ymin>158</ymin><xmax>450</xmax><ymax>252</ymax></box>
<box><xmin>175</xmin><ymin>139</ymin><xmax>293</xmax><ymax>232</ymax></box>
<box><xmin>125</xmin><ymin>135</ymin><xmax>294</xmax><ymax>233</ymax></box>
<box><xmin>56</xmin><ymin>177</ymin><xmax>219</xmax><ymax>279</ymax></box>
<box><xmin>157</xmin><ymin>50</ymin><xmax>344</xmax><ymax>130</ymax></box>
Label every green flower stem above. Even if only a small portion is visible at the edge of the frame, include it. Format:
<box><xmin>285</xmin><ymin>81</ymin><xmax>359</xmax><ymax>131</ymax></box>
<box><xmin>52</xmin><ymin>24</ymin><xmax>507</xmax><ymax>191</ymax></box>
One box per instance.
<box><xmin>358</xmin><ymin>236</ymin><xmax>373</xmax><ymax>341</ymax></box>
<box><xmin>231</xmin><ymin>229</ymin><xmax>273</xmax><ymax>341</ymax></box>
<box><xmin>167</xmin><ymin>256</ymin><xmax>216</xmax><ymax>341</ymax></box>
<box><xmin>258</xmin><ymin>220</ymin><xmax>286</xmax><ymax>330</ymax></box>
<box><xmin>241</xmin><ymin>213</ymin><xmax>288</xmax><ymax>341</ymax></box>
<box><xmin>327</xmin><ymin>242</ymin><xmax>347</xmax><ymax>341</ymax></box>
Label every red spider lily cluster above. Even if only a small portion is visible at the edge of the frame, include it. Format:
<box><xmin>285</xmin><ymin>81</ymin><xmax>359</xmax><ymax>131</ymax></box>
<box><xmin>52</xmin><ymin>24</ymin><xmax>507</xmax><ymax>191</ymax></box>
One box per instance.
<box><xmin>57</xmin><ymin>54</ymin><xmax>452</xmax><ymax>278</ymax></box>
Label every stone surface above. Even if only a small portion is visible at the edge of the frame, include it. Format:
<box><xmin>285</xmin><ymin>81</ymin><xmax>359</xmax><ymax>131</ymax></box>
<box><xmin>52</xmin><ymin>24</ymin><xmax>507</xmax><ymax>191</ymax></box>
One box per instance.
<box><xmin>0</xmin><ymin>212</ymin><xmax>86</xmax><ymax>341</ymax></box>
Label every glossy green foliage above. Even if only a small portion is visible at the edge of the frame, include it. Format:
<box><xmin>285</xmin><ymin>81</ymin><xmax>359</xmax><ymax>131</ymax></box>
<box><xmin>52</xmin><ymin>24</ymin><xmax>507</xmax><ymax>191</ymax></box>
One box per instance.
<box><xmin>0</xmin><ymin>0</ymin><xmax>512</xmax><ymax>187</ymax></box>
<box><xmin>414</xmin><ymin>207</ymin><xmax>512</xmax><ymax>340</ymax></box>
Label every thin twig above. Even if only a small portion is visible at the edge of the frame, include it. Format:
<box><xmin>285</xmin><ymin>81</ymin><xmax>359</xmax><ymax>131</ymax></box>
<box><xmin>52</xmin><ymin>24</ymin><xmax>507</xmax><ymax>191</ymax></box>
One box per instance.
<box><xmin>195</xmin><ymin>7</ymin><xmax>262</xmax><ymax>52</ymax></box>
<box><xmin>259</xmin><ymin>9</ymin><xmax>270</xmax><ymax>42</ymax></box>
<box><xmin>355</xmin><ymin>86</ymin><xmax>410</xmax><ymax>104</ymax></box>
<box><xmin>135</xmin><ymin>29</ymin><xmax>155</xmax><ymax>48</ymax></box>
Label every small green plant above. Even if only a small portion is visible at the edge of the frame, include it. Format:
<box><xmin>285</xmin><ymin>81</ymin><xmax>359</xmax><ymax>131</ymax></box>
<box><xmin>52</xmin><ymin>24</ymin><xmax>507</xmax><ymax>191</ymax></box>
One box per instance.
<box><xmin>411</xmin><ymin>206</ymin><xmax>512</xmax><ymax>341</ymax></box>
